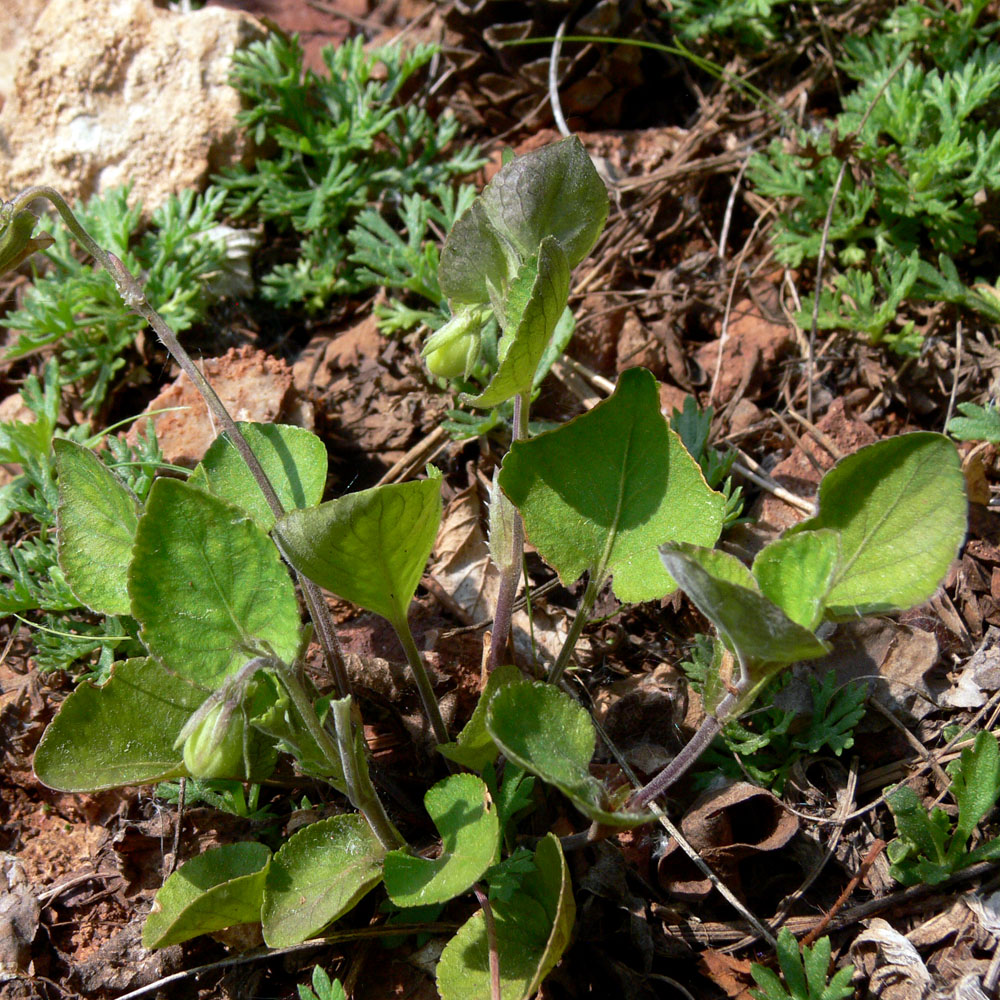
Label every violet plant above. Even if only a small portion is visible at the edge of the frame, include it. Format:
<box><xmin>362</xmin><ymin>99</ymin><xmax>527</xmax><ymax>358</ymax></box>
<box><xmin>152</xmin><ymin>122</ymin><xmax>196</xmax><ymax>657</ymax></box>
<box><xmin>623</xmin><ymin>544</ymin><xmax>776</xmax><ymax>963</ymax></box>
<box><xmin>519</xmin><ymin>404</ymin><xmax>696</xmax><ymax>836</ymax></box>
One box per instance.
<box><xmin>3</xmin><ymin>136</ymin><xmax>968</xmax><ymax>1000</ymax></box>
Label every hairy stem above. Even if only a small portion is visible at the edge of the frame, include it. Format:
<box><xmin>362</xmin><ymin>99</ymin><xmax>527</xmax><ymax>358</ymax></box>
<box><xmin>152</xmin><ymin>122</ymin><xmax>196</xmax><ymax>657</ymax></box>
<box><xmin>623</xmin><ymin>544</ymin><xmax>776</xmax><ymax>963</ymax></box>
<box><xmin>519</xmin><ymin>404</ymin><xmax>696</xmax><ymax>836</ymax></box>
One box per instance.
<box><xmin>10</xmin><ymin>186</ymin><xmax>352</xmax><ymax>699</ymax></box>
<box><xmin>393</xmin><ymin>613</ymin><xmax>450</xmax><ymax>745</ymax></box>
<box><xmin>473</xmin><ymin>884</ymin><xmax>502</xmax><ymax>1000</ymax></box>
<box><xmin>628</xmin><ymin>690</ymin><xmax>737</xmax><ymax>810</ymax></box>
<box><xmin>486</xmin><ymin>391</ymin><xmax>529</xmax><ymax>673</ymax></box>
<box><xmin>329</xmin><ymin>697</ymin><xmax>405</xmax><ymax>851</ymax></box>
<box><xmin>280</xmin><ymin>669</ymin><xmax>402</xmax><ymax>851</ymax></box>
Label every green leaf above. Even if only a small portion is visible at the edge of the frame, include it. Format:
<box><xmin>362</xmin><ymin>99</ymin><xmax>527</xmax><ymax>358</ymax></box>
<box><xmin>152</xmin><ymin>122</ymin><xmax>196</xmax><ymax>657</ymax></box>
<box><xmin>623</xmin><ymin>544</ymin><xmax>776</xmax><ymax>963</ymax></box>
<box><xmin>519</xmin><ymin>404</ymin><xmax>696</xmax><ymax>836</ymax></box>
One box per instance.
<box><xmin>659</xmin><ymin>543</ymin><xmax>831</xmax><ymax>668</ymax></box>
<box><xmin>751</xmin><ymin>530</ymin><xmax>840</xmax><ymax>631</ymax></box>
<box><xmin>383</xmin><ymin>773</ymin><xmax>499</xmax><ymax>907</ymax></box>
<box><xmin>479</xmin><ymin>136</ymin><xmax>608</xmax><ymax>272</ymax></box>
<box><xmin>34</xmin><ymin>657</ymin><xmax>202</xmax><ymax>791</ymax></box>
<box><xmin>498</xmin><ymin>368</ymin><xmax>724</xmax><ymax>603</ymax></box>
<box><xmin>486</xmin><ymin>681</ymin><xmax>649</xmax><ymax>827</ymax></box>
<box><xmin>54</xmin><ymin>439</ymin><xmax>141</xmax><ymax>616</ymax></box>
<box><xmin>887</xmin><ymin>785</ymin><xmax>951</xmax><ymax>875</ymax></box>
<box><xmin>142</xmin><ymin>842</ymin><xmax>270</xmax><ymax>948</ymax></box>
<box><xmin>190</xmin><ymin>423</ymin><xmax>328</xmax><ymax>532</ymax></box>
<box><xmin>262</xmin><ymin>815</ymin><xmax>386</xmax><ymax>947</ymax></box>
<box><xmin>948</xmin><ymin>402</ymin><xmax>1000</xmax><ymax>443</ymax></box>
<box><xmin>273</xmin><ymin>471</ymin><xmax>443</xmax><ymax>628</ymax></box>
<box><xmin>129</xmin><ymin>478</ymin><xmax>301</xmax><ymax>689</ymax></box>
<box><xmin>436</xmin><ymin>833</ymin><xmax>574</xmax><ymax>1000</ymax></box>
<box><xmin>439</xmin><ymin>199</ymin><xmax>511</xmax><ymax>304</ymax></box>
<box><xmin>438</xmin><ymin>664</ymin><xmax>522</xmax><ymax>772</ymax></box>
<box><xmin>776</xmin><ymin>926</ymin><xmax>807</xmax><ymax>1000</ymax></box>
<box><xmin>466</xmin><ymin>237</ymin><xmax>570</xmax><ymax>409</ymax></box>
<box><xmin>949</xmin><ymin>730</ymin><xmax>1000</xmax><ymax>845</ymax></box>
<box><xmin>789</xmin><ymin>433</ymin><xmax>966</xmax><ymax>617</ymax></box>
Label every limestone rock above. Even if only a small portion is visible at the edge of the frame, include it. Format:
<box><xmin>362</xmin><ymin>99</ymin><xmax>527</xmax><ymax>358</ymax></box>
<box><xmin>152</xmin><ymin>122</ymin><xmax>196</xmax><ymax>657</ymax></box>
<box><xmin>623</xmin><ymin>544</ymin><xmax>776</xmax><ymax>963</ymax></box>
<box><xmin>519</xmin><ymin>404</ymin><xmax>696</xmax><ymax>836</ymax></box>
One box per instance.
<box><xmin>0</xmin><ymin>0</ymin><xmax>48</xmax><ymax>108</ymax></box>
<box><xmin>0</xmin><ymin>0</ymin><xmax>265</xmax><ymax>210</ymax></box>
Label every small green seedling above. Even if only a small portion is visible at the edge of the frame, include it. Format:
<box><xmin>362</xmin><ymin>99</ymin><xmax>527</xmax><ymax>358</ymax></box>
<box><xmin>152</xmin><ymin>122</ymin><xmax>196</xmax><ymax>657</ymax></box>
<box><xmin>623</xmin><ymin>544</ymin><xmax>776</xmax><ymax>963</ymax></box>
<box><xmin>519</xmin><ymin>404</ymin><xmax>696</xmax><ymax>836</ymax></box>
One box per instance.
<box><xmin>299</xmin><ymin>966</ymin><xmax>347</xmax><ymax>1000</ymax></box>
<box><xmin>684</xmin><ymin>662</ymin><xmax>867</xmax><ymax>793</ymax></box>
<box><xmin>750</xmin><ymin>928</ymin><xmax>855</xmax><ymax>1000</ymax></box>
<box><xmin>947</xmin><ymin>401</ymin><xmax>1000</xmax><ymax>444</ymax></box>
<box><xmin>887</xmin><ymin>729</ymin><xmax>1000</xmax><ymax>885</ymax></box>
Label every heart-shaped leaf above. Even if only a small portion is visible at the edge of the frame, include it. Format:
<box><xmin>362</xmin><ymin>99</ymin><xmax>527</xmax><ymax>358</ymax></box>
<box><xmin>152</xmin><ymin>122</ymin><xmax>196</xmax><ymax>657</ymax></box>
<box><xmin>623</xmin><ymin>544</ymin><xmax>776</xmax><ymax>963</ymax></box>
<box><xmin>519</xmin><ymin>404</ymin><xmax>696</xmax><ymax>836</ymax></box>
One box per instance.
<box><xmin>438</xmin><ymin>664</ymin><xmax>522</xmax><ymax>772</ymax></box>
<box><xmin>189</xmin><ymin>422</ymin><xmax>328</xmax><ymax>532</ymax></box>
<box><xmin>273</xmin><ymin>471</ymin><xmax>443</xmax><ymax>629</ymax></box>
<box><xmin>439</xmin><ymin>199</ymin><xmax>511</xmax><ymax>305</ymax></box>
<box><xmin>54</xmin><ymin>438</ymin><xmax>141</xmax><ymax>616</ymax></box>
<box><xmin>129</xmin><ymin>478</ymin><xmax>301</xmax><ymax>689</ymax></box>
<box><xmin>142</xmin><ymin>842</ymin><xmax>270</xmax><ymax>949</ymax></box>
<box><xmin>788</xmin><ymin>433</ymin><xmax>966</xmax><ymax>617</ymax></box>
<box><xmin>659</xmin><ymin>543</ymin><xmax>830</xmax><ymax>668</ymax></box>
<box><xmin>33</xmin><ymin>657</ymin><xmax>202</xmax><ymax>791</ymax></box>
<box><xmin>466</xmin><ymin>237</ymin><xmax>570</xmax><ymax>409</ymax></box>
<box><xmin>436</xmin><ymin>834</ymin><xmax>574</xmax><ymax>1000</ymax></box>
<box><xmin>498</xmin><ymin>368</ymin><xmax>724</xmax><ymax>603</ymax></box>
<box><xmin>486</xmin><ymin>681</ymin><xmax>649</xmax><ymax>828</ymax></box>
<box><xmin>383</xmin><ymin>773</ymin><xmax>499</xmax><ymax>907</ymax></box>
<box><xmin>262</xmin><ymin>814</ymin><xmax>386</xmax><ymax>947</ymax></box>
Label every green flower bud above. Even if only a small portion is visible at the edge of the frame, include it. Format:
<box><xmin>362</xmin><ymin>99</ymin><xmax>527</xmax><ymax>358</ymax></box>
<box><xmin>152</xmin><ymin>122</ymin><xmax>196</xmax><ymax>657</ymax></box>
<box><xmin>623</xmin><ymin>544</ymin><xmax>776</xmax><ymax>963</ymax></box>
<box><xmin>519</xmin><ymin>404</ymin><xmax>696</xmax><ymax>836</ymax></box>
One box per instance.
<box><xmin>0</xmin><ymin>206</ymin><xmax>54</xmax><ymax>275</ymax></box>
<box><xmin>182</xmin><ymin>702</ymin><xmax>246</xmax><ymax>779</ymax></box>
<box><xmin>422</xmin><ymin>306</ymin><xmax>488</xmax><ymax>379</ymax></box>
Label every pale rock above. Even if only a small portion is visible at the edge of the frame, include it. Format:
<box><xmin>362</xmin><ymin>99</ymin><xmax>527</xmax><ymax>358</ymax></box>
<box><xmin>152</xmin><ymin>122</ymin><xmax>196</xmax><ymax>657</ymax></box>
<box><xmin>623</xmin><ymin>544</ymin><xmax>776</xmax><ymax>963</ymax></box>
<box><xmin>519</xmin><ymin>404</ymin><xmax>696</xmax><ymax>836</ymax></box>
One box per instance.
<box><xmin>129</xmin><ymin>346</ymin><xmax>313</xmax><ymax>467</ymax></box>
<box><xmin>0</xmin><ymin>0</ymin><xmax>48</xmax><ymax>107</ymax></box>
<box><xmin>0</xmin><ymin>0</ymin><xmax>265</xmax><ymax>210</ymax></box>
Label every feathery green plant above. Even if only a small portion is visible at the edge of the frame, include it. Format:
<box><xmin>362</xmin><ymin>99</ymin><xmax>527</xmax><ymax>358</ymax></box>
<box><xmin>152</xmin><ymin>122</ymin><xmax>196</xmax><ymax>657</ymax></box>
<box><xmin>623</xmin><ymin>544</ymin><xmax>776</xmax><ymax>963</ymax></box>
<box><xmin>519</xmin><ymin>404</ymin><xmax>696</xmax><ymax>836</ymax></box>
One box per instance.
<box><xmin>748</xmin><ymin>0</ymin><xmax>1000</xmax><ymax>354</ymax></box>
<box><xmin>2</xmin><ymin>186</ymin><xmax>230</xmax><ymax>409</ymax></box>
<box><xmin>216</xmin><ymin>33</ymin><xmax>483</xmax><ymax>311</ymax></box>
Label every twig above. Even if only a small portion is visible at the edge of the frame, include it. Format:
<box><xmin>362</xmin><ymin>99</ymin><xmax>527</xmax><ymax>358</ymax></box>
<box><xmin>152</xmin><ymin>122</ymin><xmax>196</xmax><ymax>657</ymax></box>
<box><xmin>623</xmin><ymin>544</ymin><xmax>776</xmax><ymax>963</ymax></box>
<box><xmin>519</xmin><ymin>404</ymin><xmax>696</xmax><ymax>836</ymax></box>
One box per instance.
<box><xmin>800</xmin><ymin>839</ymin><xmax>886</xmax><ymax>947</ymax></box>
<box><xmin>944</xmin><ymin>320</ymin><xmax>964</xmax><ymax>431</ymax></box>
<box><xmin>581</xmin><ymin>689</ymin><xmax>778</xmax><ymax>948</ymax></box>
<box><xmin>113</xmin><ymin>924</ymin><xmax>460</xmax><ymax>1000</ymax></box>
<box><xmin>732</xmin><ymin>452</ymin><xmax>816</xmax><ymax>514</ymax></box>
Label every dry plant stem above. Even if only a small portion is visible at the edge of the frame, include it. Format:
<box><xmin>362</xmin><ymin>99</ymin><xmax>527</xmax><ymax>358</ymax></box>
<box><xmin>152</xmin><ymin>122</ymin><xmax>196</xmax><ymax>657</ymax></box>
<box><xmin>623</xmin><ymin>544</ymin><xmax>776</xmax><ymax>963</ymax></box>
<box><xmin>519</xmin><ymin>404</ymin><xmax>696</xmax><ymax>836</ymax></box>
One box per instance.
<box><xmin>473</xmin><ymin>884</ymin><xmax>502</xmax><ymax>1000</ymax></box>
<box><xmin>8</xmin><ymin>187</ymin><xmax>352</xmax><ymax>700</ymax></box>
<box><xmin>392</xmin><ymin>613</ymin><xmax>450</xmax><ymax>745</ymax></box>
<box><xmin>799</xmin><ymin>838</ymin><xmax>885</xmax><ymax>948</ymax></box>
<box><xmin>486</xmin><ymin>391</ymin><xmax>528</xmax><ymax>674</ymax></box>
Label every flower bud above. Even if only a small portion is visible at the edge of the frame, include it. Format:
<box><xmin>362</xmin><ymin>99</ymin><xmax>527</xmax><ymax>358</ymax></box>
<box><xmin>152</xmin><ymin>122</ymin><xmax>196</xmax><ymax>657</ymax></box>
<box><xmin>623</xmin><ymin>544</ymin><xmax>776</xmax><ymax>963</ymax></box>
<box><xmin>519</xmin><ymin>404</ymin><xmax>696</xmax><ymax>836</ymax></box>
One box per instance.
<box><xmin>182</xmin><ymin>702</ymin><xmax>246</xmax><ymax>779</ymax></box>
<box><xmin>422</xmin><ymin>306</ymin><xmax>488</xmax><ymax>379</ymax></box>
<box><xmin>0</xmin><ymin>207</ymin><xmax>54</xmax><ymax>275</ymax></box>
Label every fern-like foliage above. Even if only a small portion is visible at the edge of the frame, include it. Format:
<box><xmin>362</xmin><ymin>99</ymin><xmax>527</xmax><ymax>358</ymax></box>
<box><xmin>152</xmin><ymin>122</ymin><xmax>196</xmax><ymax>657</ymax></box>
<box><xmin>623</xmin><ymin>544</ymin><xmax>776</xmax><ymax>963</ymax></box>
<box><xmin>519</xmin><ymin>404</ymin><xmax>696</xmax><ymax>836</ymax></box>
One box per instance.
<box><xmin>0</xmin><ymin>362</ymin><xmax>162</xmax><ymax>675</ymax></box>
<box><xmin>684</xmin><ymin>641</ymin><xmax>867</xmax><ymax>792</ymax></box>
<box><xmin>2</xmin><ymin>187</ymin><xmax>230</xmax><ymax>409</ymax></box>
<box><xmin>747</xmin><ymin>0</ymin><xmax>1000</xmax><ymax>354</ymax></box>
<box><xmin>216</xmin><ymin>34</ymin><xmax>483</xmax><ymax>312</ymax></box>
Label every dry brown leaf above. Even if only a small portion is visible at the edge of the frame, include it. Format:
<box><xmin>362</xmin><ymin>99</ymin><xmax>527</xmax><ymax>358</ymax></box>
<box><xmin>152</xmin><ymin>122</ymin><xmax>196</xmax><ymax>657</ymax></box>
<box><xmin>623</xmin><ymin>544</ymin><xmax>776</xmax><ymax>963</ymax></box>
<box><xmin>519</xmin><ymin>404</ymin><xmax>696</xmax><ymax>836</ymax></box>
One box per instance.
<box><xmin>851</xmin><ymin>918</ymin><xmax>931</xmax><ymax>1000</ymax></box>
<box><xmin>657</xmin><ymin>781</ymin><xmax>800</xmax><ymax>901</ymax></box>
